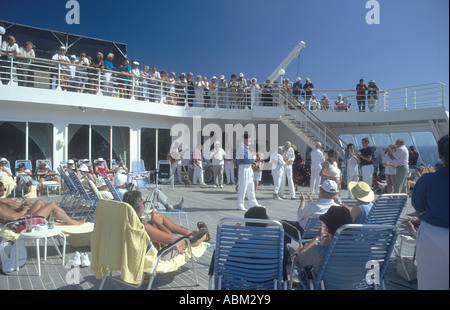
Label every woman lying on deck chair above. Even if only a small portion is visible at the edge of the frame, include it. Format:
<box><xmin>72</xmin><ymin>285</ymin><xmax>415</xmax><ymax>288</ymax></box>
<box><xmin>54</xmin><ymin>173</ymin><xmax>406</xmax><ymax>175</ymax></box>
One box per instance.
<box><xmin>0</xmin><ymin>181</ymin><xmax>86</xmax><ymax>233</ymax></box>
<box><xmin>123</xmin><ymin>190</ymin><xmax>209</xmax><ymax>261</ymax></box>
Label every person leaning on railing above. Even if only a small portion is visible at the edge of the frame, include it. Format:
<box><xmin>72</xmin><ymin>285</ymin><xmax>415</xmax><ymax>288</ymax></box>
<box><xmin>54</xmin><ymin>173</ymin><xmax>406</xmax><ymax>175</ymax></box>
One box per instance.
<box><xmin>0</xmin><ymin>35</ymin><xmax>20</xmax><ymax>85</ymax></box>
<box><xmin>91</xmin><ymin>52</ymin><xmax>104</xmax><ymax>93</ymax></box>
<box><xmin>367</xmin><ymin>80</ymin><xmax>380</xmax><ymax>112</ymax></box>
<box><xmin>17</xmin><ymin>41</ymin><xmax>35</xmax><ymax>87</ymax></box>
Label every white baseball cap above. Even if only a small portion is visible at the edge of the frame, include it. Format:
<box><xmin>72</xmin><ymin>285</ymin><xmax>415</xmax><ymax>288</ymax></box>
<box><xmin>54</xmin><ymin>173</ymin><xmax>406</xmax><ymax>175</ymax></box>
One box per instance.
<box><xmin>239</xmin><ymin>73</ymin><xmax>244</xmax><ymax>78</ymax></box>
<box><xmin>114</xmin><ymin>173</ymin><xmax>128</xmax><ymax>187</ymax></box>
<box><xmin>320</xmin><ymin>180</ymin><xmax>338</xmax><ymax>194</ymax></box>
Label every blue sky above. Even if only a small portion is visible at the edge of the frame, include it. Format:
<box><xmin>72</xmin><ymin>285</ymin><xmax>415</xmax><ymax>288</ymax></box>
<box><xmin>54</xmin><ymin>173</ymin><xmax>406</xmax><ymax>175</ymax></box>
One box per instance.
<box><xmin>0</xmin><ymin>0</ymin><xmax>448</xmax><ymax>93</ymax></box>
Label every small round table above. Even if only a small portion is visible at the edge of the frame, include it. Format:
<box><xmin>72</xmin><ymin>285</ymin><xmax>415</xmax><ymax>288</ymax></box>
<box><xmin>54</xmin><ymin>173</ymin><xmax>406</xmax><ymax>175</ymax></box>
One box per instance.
<box><xmin>18</xmin><ymin>227</ymin><xmax>66</xmax><ymax>276</ymax></box>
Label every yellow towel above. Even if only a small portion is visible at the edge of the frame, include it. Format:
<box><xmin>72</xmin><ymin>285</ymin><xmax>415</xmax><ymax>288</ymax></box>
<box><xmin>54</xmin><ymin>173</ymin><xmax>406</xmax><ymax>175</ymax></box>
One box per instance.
<box><xmin>90</xmin><ymin>199</ymin><xmax>208</xmax><ymax>285</ymax></box>
<box><xmin>91</xmin><ymin>199</ymin><xmax>150</xmax><ymax>285</ymax></box>
<box><xmin>0</xmin><ymin>176</ymin><xmax>16</xmax><ymax>198</ymax></box>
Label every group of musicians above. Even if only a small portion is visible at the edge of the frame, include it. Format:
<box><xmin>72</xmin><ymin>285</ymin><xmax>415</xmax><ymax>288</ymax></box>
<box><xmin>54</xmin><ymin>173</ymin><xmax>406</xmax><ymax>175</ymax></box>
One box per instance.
<box><xmin>168</xmin><ymin>135</ymin><xmax>297</xmax><ymax>211</ymax></box>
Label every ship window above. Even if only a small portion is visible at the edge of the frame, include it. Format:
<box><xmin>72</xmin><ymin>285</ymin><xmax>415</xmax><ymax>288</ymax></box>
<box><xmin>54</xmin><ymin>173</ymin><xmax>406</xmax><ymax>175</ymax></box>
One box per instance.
<box><xmin>28</xmin><ymin>122</ymin><xmax>53</xmax><ymax>169</ymax></box>
<box><xmin>112</xmin><ymin>126</ymin><xmax>130</xmax><ymax>168</ymax></box>
<box><xmin>158</xmin><ymin>129</ymin><xmax>171</xmax><ymax>163</ymax></box>
<box><xmin>411</xmin><ymin>132</ymin><xmax>439</xmax><ymax>166</ymax></box>
<box><xmin>91</xmin><ymin>125</ymin><xmax>111</xmax><ymax>165</ymax></box>
<box><xmin>141</xmin><ymin>128</ymin><xmax>157</xmax><ymax>171</ymax></box>
<box><xmin>354</xmin><ymin>134</ymin><xmax>371</xmax><ymax>151</ymax></box>
<box><xmin>0</xmin><ymin>121</ymin><xmax>26</xmax><ymax>173</ymax></box>
<box><xmin>371</xmin><ymin>133</ymin><xmax>393</xmax><ymax>149</ymax></box>
<box><xmin>68</xmin><ymin>124</ymin><xmax>89</xmax><ymax>161</ymax></box>
<box><xmin>339</xmin><ymin>135</ymin><xmax>356</xmax><ymax>148</ymax></box>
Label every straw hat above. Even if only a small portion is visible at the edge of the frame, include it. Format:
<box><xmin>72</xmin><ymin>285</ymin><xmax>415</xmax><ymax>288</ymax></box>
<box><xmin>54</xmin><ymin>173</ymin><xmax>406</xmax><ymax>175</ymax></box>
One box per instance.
<box><xmin>348</xmin><ymin>181</ymin><xmax>374</xmax><ymax>202</ymax></box>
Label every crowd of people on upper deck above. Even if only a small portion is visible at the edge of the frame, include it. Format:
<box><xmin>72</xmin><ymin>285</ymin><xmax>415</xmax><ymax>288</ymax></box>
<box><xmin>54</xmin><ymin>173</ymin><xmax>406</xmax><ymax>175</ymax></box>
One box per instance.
<box><xmin>1</xmin><ymin>34</ymin><xmax>381</xmax><ymax>111</ymax></box>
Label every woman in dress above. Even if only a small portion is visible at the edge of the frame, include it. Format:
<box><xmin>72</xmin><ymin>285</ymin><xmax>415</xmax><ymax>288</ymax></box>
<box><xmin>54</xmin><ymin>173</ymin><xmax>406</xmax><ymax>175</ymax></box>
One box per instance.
<box><xmin>343</xmin><ymin>144</ymin><xmax>360</xmax><ymax>198</ymax></box>
<box><xmin>319</xmin><ymin>149</ymin><xmax>342</xmax><ymax>201</ymax></box>
<box><xmin>292</xmin><ymin>144</ymin><xmax>310</xmax><ymax>190</ymax></box>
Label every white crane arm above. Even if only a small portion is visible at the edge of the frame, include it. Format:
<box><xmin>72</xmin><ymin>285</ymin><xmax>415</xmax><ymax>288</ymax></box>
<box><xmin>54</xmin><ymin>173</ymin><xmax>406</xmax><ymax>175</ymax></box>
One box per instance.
<box><xmin>266</xmin><ymin>41</ymin><xmax>305</xmax><ymax>82</ymax></box>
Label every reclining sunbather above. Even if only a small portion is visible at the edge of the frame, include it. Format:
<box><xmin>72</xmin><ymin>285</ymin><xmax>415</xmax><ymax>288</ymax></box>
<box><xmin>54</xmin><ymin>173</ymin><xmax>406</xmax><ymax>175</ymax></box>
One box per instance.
<box><xmin>123</xmin><ymin>190</ymin><xmax>209</xmax><ymax>260</ymax></box>
<box><xmin>0</xmin><ymin>181</ymin><xmax>86</xmax><ymax>233</ymax></box>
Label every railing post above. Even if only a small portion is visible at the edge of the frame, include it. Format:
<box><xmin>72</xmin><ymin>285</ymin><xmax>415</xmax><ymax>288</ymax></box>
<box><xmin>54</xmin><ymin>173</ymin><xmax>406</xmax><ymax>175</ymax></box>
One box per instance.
<box><xmin>413</xmin><ymin>90</ymin><xmax>416</xmax><ymax>109</ymax></box>
<box><xmin>442</xmin><ymin>83</ymin><xmax>446</xmax><ymax>108</ymax></box>
<box><xmin>131</xmin><ymin>76</ymin><xmax>135</xmax><ymax>100</ymax></box>
<box><xmin>97</xmin><ymin>69</ymin><xmax>101</xmax><ymax>95</ymax></box>
<box><xmin>404</xmin><ymin>88</ymin><xmax>408</xmax><ymax>110</ymax></box>
<box><xmin>56</xmin><ymin>62</ymin><xmax>62</xmax><ymax>91</ymax></box>
<box><xmin>8</xmin><ymin>56</ymin><xmax>14</xmax><ymax>86</ymax></box>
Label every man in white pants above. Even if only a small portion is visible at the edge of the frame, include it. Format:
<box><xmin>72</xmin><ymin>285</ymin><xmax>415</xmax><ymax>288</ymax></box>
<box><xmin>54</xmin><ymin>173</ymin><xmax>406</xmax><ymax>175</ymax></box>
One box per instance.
<box><xmin>224</xmin><ymin>143</ymin><xmax>236</xmax><ymax>185</ymax></box>
<box><xmin>271</xmin><ymin>146</ymin><xmax>285</xmax><ymax>200</ymax></box>
<box><xmin>310</xmin><ymin>142</ymin><xmax>325</xmax><ymax>195</ymax></box>
<box><xmin>387</xmin><ymin>139</ymin><xmax>409</xmax><ymax>194</ymax></box>
<box><xmin>236</xmin><ymin>134</ymin><xmax>260</xmax><ymax>211</ymax></box>
<box><xmin>279</xmin><ymin>141</ymin><xmax>296</xmax><ymax>199</ymax></box>
<box><xmin>192</xmin><ymin>144</ymin><xmax>205</xmax><ymax>185</ymax></box>
<box><xmin>357</xmin><ymin>137</ymin><xmax>374</xmax><ymax>187</ymax></box>
<box><xmin>169</xmin><ymin>140</ymin><xmax>185</xmax><ymax>184</ymax></box>
<box><xmin>210</xmin><ymin>141</ymin><xmax>226</xmax><ymax>188</ymax></box>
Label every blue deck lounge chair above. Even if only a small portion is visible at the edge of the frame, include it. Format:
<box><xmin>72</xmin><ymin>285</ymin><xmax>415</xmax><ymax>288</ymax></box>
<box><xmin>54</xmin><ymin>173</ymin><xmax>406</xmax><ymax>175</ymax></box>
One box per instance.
<box><xmin>291</xmin><ymin>224</ymin><xmax>398</xmax><ymax>290</ymax></box>
<box><xmin>364</xmin><ymin>194</ymin><xmax>408</xmax><ymax>226</ymax></box>
<box><xmin>210</xmin><ymin>217</ymin><xmax>284</xmax><ymax>290</ymax></box>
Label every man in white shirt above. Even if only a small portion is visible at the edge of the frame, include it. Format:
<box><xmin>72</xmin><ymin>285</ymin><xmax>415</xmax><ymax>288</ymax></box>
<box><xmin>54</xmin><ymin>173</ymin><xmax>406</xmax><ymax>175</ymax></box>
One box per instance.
<box><xmin>224</xmin><ymin>143</ymin><xmax>235</xmax><ymax>185</ymax></box>
<box><xmin>279</xmin><ymin>141</ymin><xmax>296</xmax><ymax>199</ymax></box>
<box><xmin>169</xmin><ymin>140</ymin><xmax>185</xmax><ymax>184</ymax></box>
<box><xmin>282</xmin><ymin>180</ymin><xmax>338</xmax><ymax>242</ymax></box>
<box><xmin>310</xmin><ymin>142</ymin><xmax>325</xmax><ymax>195</ymax></box>
<box><xmin>387</xmin><ymin>139</ymin><xmax>409</xmax><ymax>193</ymax></box>
<box><xmin>1</xmin><ymin>35</ymin><xmax>20</xmax><ymax>85</ymax></box>
<box><xmin>210</xmin><ymin>141</ymin><xmax>226</xmax><ymax>188</ymax></box>
<box><xmin>236</xmin><ymin>134</ymin><xmax>260</xmax><ymax>211</ymax></box>
<box><xmin>271</xmin><ymin>147</ymin><xmax>285</xmax><ymax>200</ymax></box>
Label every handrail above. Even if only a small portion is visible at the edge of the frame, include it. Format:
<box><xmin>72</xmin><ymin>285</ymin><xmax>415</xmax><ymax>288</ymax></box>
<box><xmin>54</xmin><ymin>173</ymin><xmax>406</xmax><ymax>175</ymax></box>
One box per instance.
<box><xmin>0</xmin><ymin>53</ymin><xmax>447</xmax><ymax>112</ymax></box>
<box><xmin>279</xmin><ymin>87</ymin><xmax>347</xmax><ymax>154</ymax></box>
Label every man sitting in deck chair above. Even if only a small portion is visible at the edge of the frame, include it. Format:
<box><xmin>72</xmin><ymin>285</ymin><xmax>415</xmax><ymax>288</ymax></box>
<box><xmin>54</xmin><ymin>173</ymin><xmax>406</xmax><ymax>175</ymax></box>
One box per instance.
<box><xmin>0</xmin><ymin>182</ymin><xmax>86</xmax><ymax>233</ymax></box>
<box><xmin>144</xmin><ymin>188</ymin><xmax>184</xmax><ymax>212</ymax></box>
<box><xmin>123</xmin><ymin>190</ymin><xmax>209</xmax><ymax>260</ymax></box>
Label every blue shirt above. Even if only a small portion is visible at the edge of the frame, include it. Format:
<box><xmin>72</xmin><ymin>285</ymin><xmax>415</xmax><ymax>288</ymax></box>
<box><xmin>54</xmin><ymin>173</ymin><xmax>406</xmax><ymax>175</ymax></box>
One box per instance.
<box><xmin>354</xmin><ymin>202</ymin><xmax>373</xmax><ymax>224</ymax></box>
<box><xmin>360</xmin><ymin>146</ymin><xmax>374</xmax><ymax>165</ymax></box>
<box><xmin>411</xmin><ymin>167</ymin><xmax>449</xmax><ymax>228</ymax></box>
<box><xmin>104</xmin><ymin>60</ymin><xmax>114</xmax><ymax>71</ymax></box>
<box><xmin>235</xmin><ymin>144</ymin><xmax>254</xmax><ymax>166</ymax></box>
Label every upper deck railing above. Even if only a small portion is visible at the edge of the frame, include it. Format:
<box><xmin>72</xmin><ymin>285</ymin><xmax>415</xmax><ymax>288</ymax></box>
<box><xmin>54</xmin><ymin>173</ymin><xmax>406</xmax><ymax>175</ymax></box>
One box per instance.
<box><xmin>0</xmin><ymin>53</ymin><xmax>447</xmax><ymax>113</ymax></box>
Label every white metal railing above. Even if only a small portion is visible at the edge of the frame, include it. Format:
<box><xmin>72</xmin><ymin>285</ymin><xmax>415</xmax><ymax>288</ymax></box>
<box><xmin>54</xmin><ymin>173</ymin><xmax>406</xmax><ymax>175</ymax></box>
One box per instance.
<box><xmin>0</xmin><ymin>53</ymin><xmax>447</xmax><ymax>112</ymax></box>
<box><xmin>279</xmin><ymin>87</ymin><xmax>347</xmax><ymax>155</ymax></box>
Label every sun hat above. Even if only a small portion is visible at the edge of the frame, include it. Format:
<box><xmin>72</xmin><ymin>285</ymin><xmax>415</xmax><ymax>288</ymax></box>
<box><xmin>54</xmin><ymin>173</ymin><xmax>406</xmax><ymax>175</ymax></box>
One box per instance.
<box><xmin>319</xmin><ymin>205</ymin><xmax>353</xmax><ymax>236</ymax></box>
<box><xmin>67</xmin><ymin>159</ymin><xmax>75</xmax><ymax>164</ymax></box>
<box><xmin>79</xmin><ymin>164</ymin><xmax>89</xmax><ymax>172</ymax></box>
<box><xmin>98</xmin><ymin>158</ymin><xmax>104</xmax><ymax>162</ymax></box>
<box><xmin>114</xmin><ymin>173</ymin><xmax>128</xmax><ymax>187</ymax></box>
<box><xmin>320</xmin><ymin>180</ymin><xmax>338</xmax><ymax>194</ymax></box>
<box><xmin>239</xmin><ymin>73</ymin><xmax>244</xmax><ymax>78</ymax></box>
<box><xmin>348</xmin><ymin>181</ymin><xmax>375</xmax><ymax>203</ymax></box>
<box><xmin>220</xmin><ymin>75</ymin><xmax>225</xmax><ymax>79</ymax></box>
<box><xmin>0</xmin><ymin>158</ymin><xmax>7</xmax><ymax>163</ymax></box>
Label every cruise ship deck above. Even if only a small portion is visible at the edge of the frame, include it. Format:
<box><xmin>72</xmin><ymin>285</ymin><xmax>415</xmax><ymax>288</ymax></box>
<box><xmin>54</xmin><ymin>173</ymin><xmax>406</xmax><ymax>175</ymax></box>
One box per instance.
<box><xmin>0</xmin><ymin>183</ymin><xmax>418</xmax><ymax>291</ymax></box>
